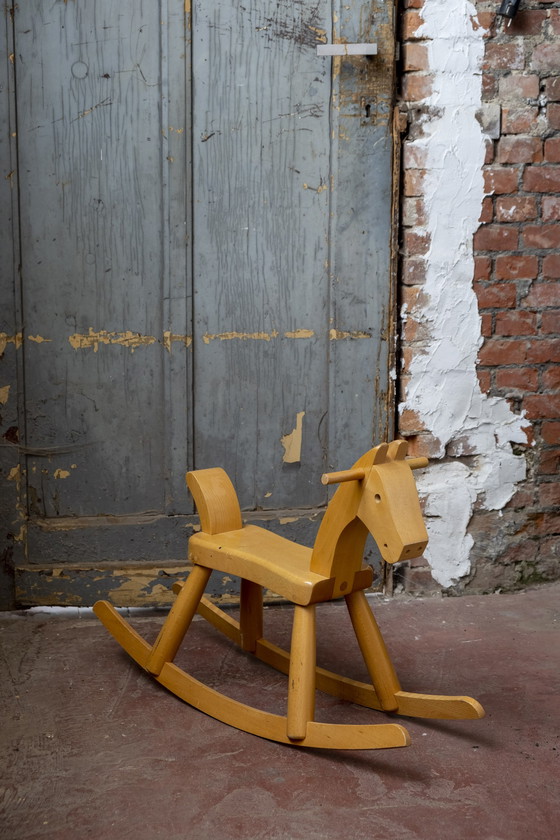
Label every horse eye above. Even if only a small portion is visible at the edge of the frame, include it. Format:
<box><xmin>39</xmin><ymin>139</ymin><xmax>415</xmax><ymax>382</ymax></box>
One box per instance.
<box><xmin>374</xmin><ymin>494</ymin><xmax>382</xmax><ymax>503</ymax></box>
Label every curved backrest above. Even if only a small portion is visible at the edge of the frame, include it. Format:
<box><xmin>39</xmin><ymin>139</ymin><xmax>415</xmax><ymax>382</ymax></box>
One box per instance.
<box><xmin>186</xmin><ymin>468</ymin><xmax>243</xmax><ymax>534</ymax></box>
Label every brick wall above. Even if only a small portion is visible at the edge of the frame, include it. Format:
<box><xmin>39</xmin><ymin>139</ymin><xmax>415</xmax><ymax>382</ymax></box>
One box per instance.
<box><xmin>397</xmin><ymin>0</ymin><xmax>559</xmax><ymax>594</ymax></box>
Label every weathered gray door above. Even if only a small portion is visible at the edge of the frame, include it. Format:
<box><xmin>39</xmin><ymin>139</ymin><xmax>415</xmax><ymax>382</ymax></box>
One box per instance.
<box><xmin>1</xmin><ymin>1</ymin><xmax>396</xmax><ymax>608</ymax></box>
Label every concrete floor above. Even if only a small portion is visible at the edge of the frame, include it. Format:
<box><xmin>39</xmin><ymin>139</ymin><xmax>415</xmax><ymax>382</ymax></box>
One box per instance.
<box><xmin>1</xmin><ymin>583</ymin><xmax>558</xmax><ymax>840</ymax></box>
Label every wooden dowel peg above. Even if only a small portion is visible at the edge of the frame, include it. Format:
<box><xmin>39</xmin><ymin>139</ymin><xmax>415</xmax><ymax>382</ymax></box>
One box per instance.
<box><xmin>321</xmin><ymin>468</ymin><xmax>366</xmax><ymax>486</ymax></box>
<box><xmin>406</xmin><ymin>457</ymin><xmax>429</xmax><ymax>470</ymax></box>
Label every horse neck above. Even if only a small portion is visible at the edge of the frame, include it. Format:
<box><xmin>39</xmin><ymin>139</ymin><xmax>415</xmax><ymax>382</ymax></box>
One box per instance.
<box><xmin>310</xmin><ymin>449</ymin><xmax>375</xmax><ymax>579</ymax></box>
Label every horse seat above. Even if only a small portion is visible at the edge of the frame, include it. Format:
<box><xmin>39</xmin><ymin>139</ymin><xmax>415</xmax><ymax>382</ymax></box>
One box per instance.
<box><xmin>189</xmin><ymin>525</ymin><xmax>373</xmax><ymax>606</ymax></box>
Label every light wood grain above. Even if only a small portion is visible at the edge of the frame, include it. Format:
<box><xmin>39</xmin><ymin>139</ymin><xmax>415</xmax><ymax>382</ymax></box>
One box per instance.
<box><xmin>287</xmin><ymin>605</ymin><xmax>316</xmax><ymax>741</ymax></box>
<box><xmin>240</xmin><ymin>579</ymin><xmax>263</xmax><ymax>653</ymax></box>
<box><xmin>147</xmin><ymin>565</ymin><xmax>211</xmax><ymax>675</ymax></box>
<box><xmin>158</xmin><ymin>661</ymin><xmax>410</xmax><ymax>750</ymax></box>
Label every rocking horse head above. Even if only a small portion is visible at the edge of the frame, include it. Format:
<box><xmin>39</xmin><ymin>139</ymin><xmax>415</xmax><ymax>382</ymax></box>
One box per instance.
<box><xmin>320</xmin><ymin>440</ymin><xmax>429</xmax><ymax>566</ymax></box>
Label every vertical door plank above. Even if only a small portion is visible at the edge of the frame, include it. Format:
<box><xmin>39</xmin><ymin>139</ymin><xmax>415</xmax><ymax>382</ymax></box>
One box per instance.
<box><xmin>15</xmin><ymin>1</ymin><xmax>190</xmax><ymax>517</ymax></box>
<box><xmin>327</xmin><ymin>0</ymin><xmax>396</xmax><ymax>465</ymax></box>
<box><xmin>192</xmin><ymin>0</ymin><xmax>332</xmax><ymax>509</ymax></box>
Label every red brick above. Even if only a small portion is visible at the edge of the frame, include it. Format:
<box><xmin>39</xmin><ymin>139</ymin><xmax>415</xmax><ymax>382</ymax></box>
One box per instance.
<box><xmin>523</xmin><ymin>394</ymin><xmax>560</xmax><ymax>420</ymax></box>
<box><xmin>543</xmin><ymin>196</ymin><xmax>560</xmax><ymax>221</ymax></box>
<box><xmin>546</xmin><ymin>78</ymin><xmax>560</xmax><ymax>103</ymax></box>
<box><xmin>536</xmin><ymin>448</ymin><xmax>560</xmax><ymax>475</ymax></box>
<box><xmin>497</xmin><ymin>136</ymin><xmax>543</xmax><ymax>164</ymax></box>
<box><xmin>474</xmin><ymin>281</ymin><xmax>517</xmax><ymax>309</ymax></box>
<box><xmin>398</xmin><ymin>375</ymin><xmax>411</xmax><ymax>403</ymax></box>
<box><xmin>541</xmin><ymin>421</ymin><xmax>560</xmax><ymax>445</ymax></box>
<box><xmin>543</xmin><ymin>366</ymin><xmax>560</xmax><ymax>390</ymax></box>
<box><xmin>495</xmin><ymin>254</ymin><xmax>538</xmax><ymax>280</ymax></box>
<box><xmin>495</xmin><ymin>311</ymin><xmax>537</xmax><ymax>336</ymax></box>
<box><xmin>526</xmin><ymin>338</ymin><xmax>560</xmax><ymax>364</ymax></box>
<box><xmin>404</xmin><ymin>433</ymin><xmax>442</xmax><ymax>459</ymax></box>
<box><xmin>498</xmin><ymin>75</ymin><xmax>540</xmax><ymax>100</ymax></box>
<box><xmin>479</xmin><ymin>197</ymin><xmax>493</xmax><ymax>223</ymax></box>
<box><xmin>535</xmin><ymin>511</ymin><xmax>560</xmax><ymax>535</ymax></box>
<box><xmin>403</xmin><ymin>143</ymin><xmax>428</xmax><ymax>169</ymax></box>
<box><xmin>521</xmin><ymin>224</ymin><xmax>560</xmax><ymax>250</ymax></box>
<box><xmin>495</xmin><ymin>196</ymin><xmax>537</xmax><ymax>222</ymax></box>
<box><xmin>402</xmin><ymin>11</ymin><xmax>425</xmax><ymax>40</ymax></box>
<box><xmin>538</xmin><ymin>480</ymin><xmax>560</xmax><ymax>507</ymax></box>
<box><xmin>477</xmin><ymin>369</ymin><xmax>492</xmax><ymax>392</ymax></box>
<box><xmin>403</xmin><ymin>230</ymin><xmax>430</xmax><ymax>256</ymax></box>
<box><xmin>552</xmin><ymin>9</ymin><xmax>560</xmax><ymax>36</ymax></box>
<box><xmin>502</xmin><ymin>107</ymin><xmax>539</xmax><ymax>134</ymax></box>
<box><xmin>541</xmin><ymin>311</ymin><xmax>560</xmax><ymax>334</ymax></box>
<box><xmin>524</xmin><ymin>282</ymin><xmax>560</xmax><ymax>309</ymax></box>
<box><xmin>484</xmin><ymin>42</ymin><xmax>525</xmax><ymax>71</ymax></box>
<box><xmin>402</xmin><ymin>258</ymin><xmax>427</xmax><ymax>285</ymax></box>
<box><xmin>483</xmin><ymin>168</ymin><xmax>519</xmax><ymax>195</ymax></box>
<box><xmin>474</xmin><ymin>255</ymin><xmax>491</xmax><ymax>282</ymax></box>
<box><xmin>506</xmin><ymin>10</ymin><xmax>547</xmax><ymax>36</ymax></box>
<box><xmin>481</xmin><ymin>312</ymin><xmax>493</xmax><ymax>337</ymax></box>
<box><xmin>403</xmin><ymin>43</ymin><xmax>429</xmax><ymax>72</ymax></box>
<box><xmin>508</xmin><ymin>486</ymin><xmax>535</xmax><ymax>509</ymax></box>
<box><xmin>401</xmin><ymin>346</ymin><xmax>414</xmax><ymax>373</ymax></box>
<box><xmin>476</xmin><ymin>12</ymin><xmax>496</xmax><ymax>34</ymax></box>
<box><xmin>484</xmin><ymin>138</ymin><xmax>495</xmax><ymax>165</ymax></box>
<box><xmin>404</xmin><ymin>168</ymin><xmax>426</xmax><ymax>196</ymax></box>
<box><xmin>478</xmin><ymin>338</ymin><xmax>528</xmax><ymax>366</ymax></box>
<box><xmin>399</xmin><ymin>408</ymin><xmax>425</xmax><ymax>434</ymax></box>
<box><xmin>403</xmin><ymin>315</ymin><xmax>429</xmax><ymax>343</ymax></box>
<box><xmin>544</xmin><ymin>138</ymin><xmax>560</xmax><ymax>162</ymax></box>
<box><xmin>402</xmin><ymin>73</ymin><xmax>433</xmax><ymax>101</ymax></box>
<box><xmin>548</xmin><ymin>104</ymin><xmax>560</xmax><ymax>131</ymax></box>
<box><xmin>523</xmin><ymin>165</ymin><xmax>560</xmax><ymax>193</ymax></box>
<box><xmin>482</xmin><ymin>72</ymin><xmax>498</xmax><ymax>100</ymax></box>
<box><xmin>401</xmin><ymin>285</ymin><xmax>427</xmax><ymax>310</ymax></box>
<box><xmin>543</xmin><ymin>254</ymin><xmax>560</xmax><ymax>278</ymax></box>
<box><xmin>531</xmin><ymin>43</ymin><xmax>560</xmax><ymax>73</ymax></box>
<box><xmin>402</xmin><ymin>197</ymin><xmax>427</xmax><ymax>227</ymax></box>
<box><xmin>474</xmin><ymin>225</ymin><xmax>519</xmax><ymax>251</ymax></box>
<box><xmin>496</xmin><ymin>367</ymin><xmax>538</xmax><ymax>391</ymax></box>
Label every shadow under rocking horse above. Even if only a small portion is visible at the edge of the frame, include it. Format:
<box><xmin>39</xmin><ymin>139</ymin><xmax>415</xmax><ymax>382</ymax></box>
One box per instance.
<box><xmin>94</xmin><ymin>440</ymin><xmax>484</xmax><ymax>750</ymax></box>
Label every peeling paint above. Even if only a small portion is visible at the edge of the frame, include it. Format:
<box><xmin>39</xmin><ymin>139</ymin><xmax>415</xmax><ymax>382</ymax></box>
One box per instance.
<box><xmin>399</xmin><ymin>1</ymin><xmax>529</xmax><ymax>588</ymax></box>
<box><xmin>162</xmin><ymin>331</ymin><xmax>192</xmax><ymax>351</ymax></box>
<box><xmin>0</xmin><ymin>332</ymin><xmax>23</xmax><ymax>355</ymax></box>
<box><xmin>53</xmin><ymin>469</ymin><xmax>71</xmax><ymax>479</ymax></box>
<box><xmin>202</xmin><ymin>330</ymin><xmax>279</xmax><ymax>344</ymax></box>
<box><xmin>69</xmin><ymin>329</ymin><xmax>157</xmax><ymax>352</ymax></box>
<box><xmin>329</xmin><ymin>329</ymin><xmax>371</xmax><ymax>340</ymax></box>
<box><xmin>28</xmin><ymin>335</ymin><xmax>52</xmax><ymax>344</ymax></box>
<box><xmin>307</xmin><ymin>26</ymin><xmax>327</xmax><ymax>44</ymax></box>
<box><xmin>303</xmin><ymin>181</ymin><xmax>328</xmax><ymax>193</ymax></box>
<box><xmin>0</xmin><ymin>385</ymin><xmax>10</xmax><ymax>405</ymax></box>
<box><xmin>279</xmin><ymin>516</ymin><xmax>299</xmax><ymax>525</ymax></box>
<box><xmin>284</xmin><ymin>329</ymin><xmax>314</xmax><ymax>339</ymax></box>
<box><xmin>7</xmin><ymin>465</ymin><xmax>21</xmax><ymax>482</ymax></box>
<box><xmin>6</xmin><ymin>464</ymin><xmax>26</xmax><ymax>543</ymax></box>
<box><xmin>281</xmin><ymin>411</ymin><xmax>305</xmax><ymax>464</ymax></box>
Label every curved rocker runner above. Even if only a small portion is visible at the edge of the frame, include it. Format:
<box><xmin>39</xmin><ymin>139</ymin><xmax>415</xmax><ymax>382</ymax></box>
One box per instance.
<box><xmin>94</xmin><ymin>441</ymin><xmax>484</xmax><ymax>750</ymax></box>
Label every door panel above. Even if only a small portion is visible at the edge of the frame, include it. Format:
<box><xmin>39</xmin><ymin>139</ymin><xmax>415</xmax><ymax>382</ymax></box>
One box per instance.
<box><xmin>192</xmin><ymin>0</ymin><xmax>396</xmax><ymax>510</ymax></box>
<box><xmin>4</xmin><ymin>0</ymin><xmax>396</xmax><ymax>607</ymax></box>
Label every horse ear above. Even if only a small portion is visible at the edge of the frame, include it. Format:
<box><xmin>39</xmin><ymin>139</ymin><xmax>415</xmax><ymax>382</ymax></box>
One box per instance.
<box><xmin>387</xmin><ymin>440</ymin><xmax>408</xmax><ymax>461</ymax></box>
<box><xmin>372</xmin><ymin>443</ymin><xmax>389</xmax><ymax>464</ymax></box>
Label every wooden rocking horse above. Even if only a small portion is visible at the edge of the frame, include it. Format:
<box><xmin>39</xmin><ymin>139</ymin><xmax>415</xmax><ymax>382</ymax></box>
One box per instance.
<box><xmin>94</xmin><ymin>440</ymin><xmax>484</xmax><ymax>750</ymax></box>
